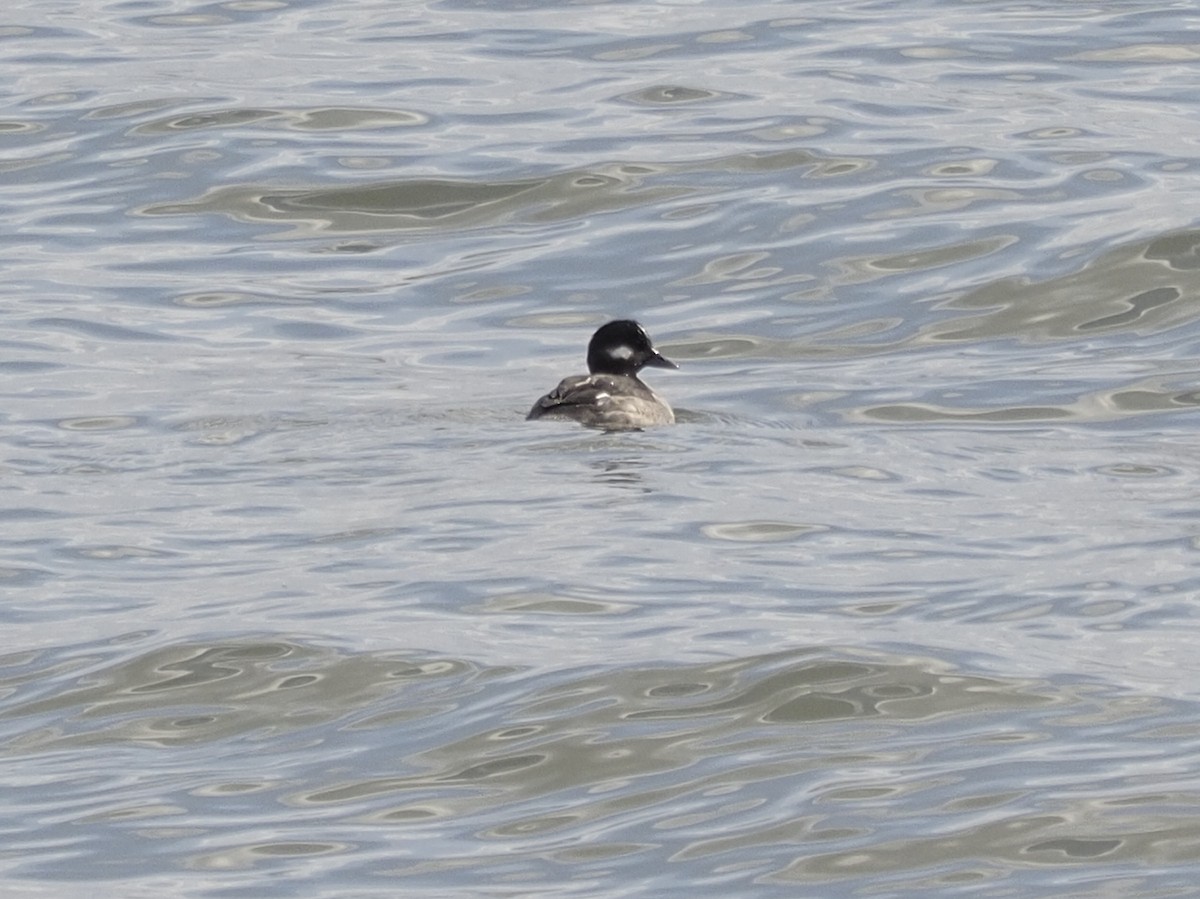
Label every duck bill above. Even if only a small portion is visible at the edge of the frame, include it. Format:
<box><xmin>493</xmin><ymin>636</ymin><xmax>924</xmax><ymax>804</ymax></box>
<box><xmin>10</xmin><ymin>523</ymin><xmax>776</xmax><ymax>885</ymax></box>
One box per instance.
<box><xmin>645</xmin><ymin>350</ymin><xmax>679</xmax><ymax>370</ymax></box>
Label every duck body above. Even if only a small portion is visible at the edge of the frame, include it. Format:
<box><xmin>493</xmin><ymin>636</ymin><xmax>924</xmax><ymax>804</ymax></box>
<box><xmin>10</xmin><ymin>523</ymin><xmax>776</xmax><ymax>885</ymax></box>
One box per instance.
<box><xmin>527</xmin><ymin>320</ymin><xmax>678</xmax><ymax>430</ymax></box>
<box><xmin>528</xmin><ymin>372</ymin><xmax>675</xmax><ymax>429</ymax></box>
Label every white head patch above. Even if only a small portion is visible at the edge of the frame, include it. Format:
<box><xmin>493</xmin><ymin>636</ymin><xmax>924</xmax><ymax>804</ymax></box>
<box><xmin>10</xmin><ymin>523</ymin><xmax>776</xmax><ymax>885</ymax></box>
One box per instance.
<box><xmin>608</xmin><ymin>344</ymin><xmax>635</xmax><ymax>361</ymax></box>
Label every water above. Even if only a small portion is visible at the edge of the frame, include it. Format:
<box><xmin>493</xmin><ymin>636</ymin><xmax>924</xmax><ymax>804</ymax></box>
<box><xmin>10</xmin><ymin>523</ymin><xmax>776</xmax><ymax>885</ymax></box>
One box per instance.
<box><xmin>4</xmin><ymin>0</ymin><xmax>1200</xmax><ymax>895</ymax></box>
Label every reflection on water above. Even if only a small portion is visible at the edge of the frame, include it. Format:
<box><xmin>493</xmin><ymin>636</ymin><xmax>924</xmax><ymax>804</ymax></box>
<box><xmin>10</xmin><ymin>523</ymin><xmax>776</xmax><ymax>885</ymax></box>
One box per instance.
<box><xmin>929</xmin><ymin>230</ymin><xmax>1200</xmax><ymax>344</ymax></box>
<box><xmin>3</xmin><ymin>638</ymin><xmax>1198</xmax><ymax>892</ymax></box>
<box><xmin>125</xmin><ymin>106</ymin><xmax>430</xmax><ymax>134</ymax></box>
<box><xmin>856</xmin><ymin>229</ymin><xmax>1200</xmax><ymax>423</ymax></box>
<box><xmin>140</xmin><ymin>150</ymin><xmax>864</xmax><ymax>237</ymax></box>
<box><xmin>2</xmin><ymin>640</ymin><xmax>477</xmax><ymax>751</ymax></box>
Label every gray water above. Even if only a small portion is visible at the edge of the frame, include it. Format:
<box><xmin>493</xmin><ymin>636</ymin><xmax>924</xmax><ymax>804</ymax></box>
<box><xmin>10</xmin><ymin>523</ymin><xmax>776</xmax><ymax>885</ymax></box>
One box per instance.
<box><xmin>5</xmin><ymin>1</ymin><xmax>1200</xmax><ymax>896</ymax></box>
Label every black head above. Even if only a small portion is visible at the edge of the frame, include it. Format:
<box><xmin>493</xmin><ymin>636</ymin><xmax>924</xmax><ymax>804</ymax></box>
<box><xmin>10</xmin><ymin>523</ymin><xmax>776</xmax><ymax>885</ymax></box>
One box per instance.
<box><xmin>586</xmin><ymin>319</ymin><xmax>678</xmax><ymax>376</ymax></box>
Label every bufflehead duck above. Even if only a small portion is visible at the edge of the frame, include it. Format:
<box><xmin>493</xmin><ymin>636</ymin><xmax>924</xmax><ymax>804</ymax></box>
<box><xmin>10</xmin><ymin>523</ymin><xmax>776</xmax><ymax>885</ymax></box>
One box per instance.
<box><xmin>527</xmin><ymin>320</ymin><xmax>678</xmax><ymax>430</ymax></box>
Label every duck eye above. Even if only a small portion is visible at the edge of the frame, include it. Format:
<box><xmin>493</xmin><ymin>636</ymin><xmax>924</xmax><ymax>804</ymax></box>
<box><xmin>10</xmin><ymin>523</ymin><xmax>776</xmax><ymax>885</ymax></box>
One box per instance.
<box><xmin>608</xmin><ymin>344</ymin><xmax>635</xmax><ymax>360</ymax></box>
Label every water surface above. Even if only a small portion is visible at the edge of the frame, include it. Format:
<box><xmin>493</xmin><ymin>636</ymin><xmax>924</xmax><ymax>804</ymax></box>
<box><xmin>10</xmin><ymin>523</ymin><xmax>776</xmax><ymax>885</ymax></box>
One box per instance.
<box><xmin>4</xmin><ymin>0</ymin><xmax>1200</xmax><ymax>896</ymax></box>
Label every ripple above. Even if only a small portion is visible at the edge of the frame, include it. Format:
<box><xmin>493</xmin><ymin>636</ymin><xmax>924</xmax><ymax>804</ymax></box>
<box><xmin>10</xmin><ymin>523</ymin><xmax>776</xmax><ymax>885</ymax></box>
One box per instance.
<box><xmin>67</xmin><ymin>544</ymin><xmax>173</xmax><ymax>560</ymax></box>
<box><xmin>139</xmin><ymin>150</ymin><xmax>864</xmax><ymax>236</ymax></box>
<box><xmin>1093</xmin><ymin>463</ymin><xmax>1177</xmax><ymax>478</ymax></box>
<box><xmin>482</xmin><ymin>592</ymin><xmax>631</xmax><ymax>615</ymax></box>
<box><xmin>858</xmin><ymin>404</ymin><xmax>1068</xmax><ymax>424</ymax></box>
<box><xmin>189</xmin><ymin>841</ymin><xmax>350</xmax><ymax>871</ymax></box>
<box><xmin>702</xmin><ymin>521</ymin><xmax>828</xmax><ymax>542</ymax></box>
<box><xmin>56</xmin><ymin>415</ymin><xmax>141</xmax><ymax>431</ymax></box>
<box><xmin>1</xmin><ymin>640</ymin><xmax>478</xmax><ymax>752</ymax></box>
<box><xmin>31</xmin><ymin>318</ymin><xmax>176</xmax><ymax>343</ymax></box>
<box><xmin>1073</xmin><ymin>44</ymin><xmax>1200</xmax><ymax>63</ymax></box>
<box><xmin>130</xmin><ymin>105</ymin><xmax>428</xmax><ymax>135</ymax></box>
<box><xmin>615</xmin><ymin>85</ymin><xmax>741</xmax><ymax>106</ymax></box>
